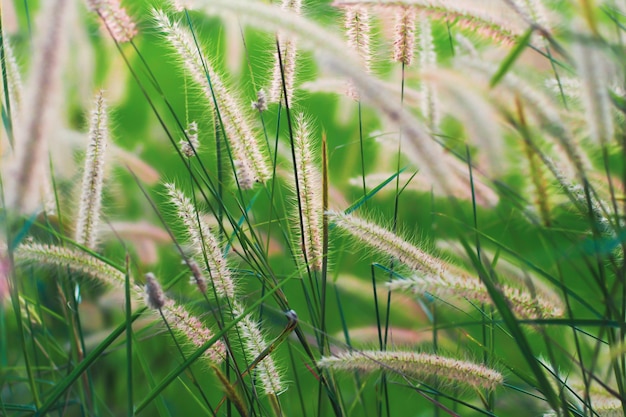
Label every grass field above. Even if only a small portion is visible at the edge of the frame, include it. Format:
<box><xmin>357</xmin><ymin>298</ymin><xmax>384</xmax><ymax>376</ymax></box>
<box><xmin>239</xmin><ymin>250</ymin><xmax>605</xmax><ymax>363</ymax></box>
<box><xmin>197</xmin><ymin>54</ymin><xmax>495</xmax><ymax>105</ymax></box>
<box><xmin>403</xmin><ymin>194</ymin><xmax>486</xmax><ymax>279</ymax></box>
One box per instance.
<box><xmin>2</xmin><ymin>0</ymin><xmax>626</xmax><ymax>416</ymax></box>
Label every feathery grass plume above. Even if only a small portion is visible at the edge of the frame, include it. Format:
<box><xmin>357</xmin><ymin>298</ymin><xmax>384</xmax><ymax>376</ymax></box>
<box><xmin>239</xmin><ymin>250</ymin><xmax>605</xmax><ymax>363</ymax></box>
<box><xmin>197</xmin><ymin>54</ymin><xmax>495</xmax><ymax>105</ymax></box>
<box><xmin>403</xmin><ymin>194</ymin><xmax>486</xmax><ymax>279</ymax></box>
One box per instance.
<box><xmin>318</xmin><ymin>350</ymin><xmax>503</xmax><ymax>391</ymax></box>
<box><xmin>341</xmin><ymin>4</ymin><xmax>372</xmax><ymax>99</ymax></box>
<box><xmin>327</xmin><ymin>211</ymin><xmax>443</xmax><ymax>276</ymax></box>
<box><xmin>387</xmin><ymin>273</ymin><xmax>564</xmax><ymax>319</ymax></box>
<box><xmin>153</xmin><ymin>10</ymin><xmax>270</xmax><ymax>185</ymax></box>
<box><xmin>292</xmin><ymin>114</ymin><xmax>323</xmax><ymax>271</ymax></box>
<box><xmin>232</xmin><ymin>301</ymin><xmax>284</xmax><ymax>395</ymax></box>
<box><xmin>161</xmin><ymin>299</ymin><xmax>226</xmax><ymax>364</ymax></box>
<box><xmin>572</xmin><ymin>33</ymin><xmax>614</xmax><ymax>146</ymax></box>
<box><xmin>8</xmin><ymin>0</ymin><xmax>72</xmax><ymax>213</ymax></box>
<box><xmin>14</xmin><ymin>242</ymin><xmax>125</xmax><ymax>287</ymax></box>
<box><xmin>334</xmin><ymin>0</ymin><xmax>525</xmax><ymax>46</ymax></box>
<box><xmin>328</xmin><ymin>212</ymin><xmax>563</xmax><ymax>317</ymax></box>
<box><xmin>144</xmin><ymin>272</ymin><xmax>166</xmax><ymax>310</ymax></box>
<box><xmin>417</xmin><ymin>18</ymin><xmax>439</xmax><ymax>130</ymax></box>
<box><xmin>343</xmin><ymin>5</ymin><xmax>372</xmax><ymax>72</ymax></box>
<box><xmin>165</xmin><ymin>183</ymin><xmax>235</xmax><ymax>300</ymax></box>
<box><xmin>141</xmin><ymin>272</ymin><xmax>225</xmax><ymax>363</ymax></box>
<box><xmin>179</xmin><ymin>121</ymin><xmax>199</xmax><ymax>158</ymax></box>
<box><xmin>182</xmin><ymin>0</ymin><xmax>456</xmax><ymax>195</ymax></box>
<box><xmin>268</xmin><ymin>0</ymin><xmax>302</xmax><ymax>104</ymax></box>
<box><xmin>393</xmin><ymin>6</ymin><xmax>416</xmax><ymax>65</ymax></box>
<box><xmin>75</xmin><ymin>91</ymin><xmax>109</xmax><ymax>250</ymax></box>
<box><xmin>87</xmin><ymin>0</ymin><xmax>137</xmax><ymax>43</ymax></box>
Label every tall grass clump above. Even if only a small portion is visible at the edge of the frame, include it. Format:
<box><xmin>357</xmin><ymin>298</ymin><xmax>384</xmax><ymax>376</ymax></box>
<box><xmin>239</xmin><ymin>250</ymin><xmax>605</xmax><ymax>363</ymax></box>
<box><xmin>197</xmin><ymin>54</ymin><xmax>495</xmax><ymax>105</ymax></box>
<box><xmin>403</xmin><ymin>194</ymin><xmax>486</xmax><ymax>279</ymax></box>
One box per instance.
<box><xmin>3</xmin><ymin>0</ymin><xmax>626</xmax><ymax>416</ymax></box>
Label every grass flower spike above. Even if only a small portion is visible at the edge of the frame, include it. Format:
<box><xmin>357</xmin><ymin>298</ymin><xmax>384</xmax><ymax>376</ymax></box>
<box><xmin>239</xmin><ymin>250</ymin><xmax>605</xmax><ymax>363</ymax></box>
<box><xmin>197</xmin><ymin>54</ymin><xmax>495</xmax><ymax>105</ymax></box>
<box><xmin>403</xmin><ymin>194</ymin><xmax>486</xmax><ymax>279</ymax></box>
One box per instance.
<box><xmin>329</xmin><ymin>211</ymin><xmax>563</xmax><ymax>318</ymax></box>
<box><xmin>387</xmin><ymin>274</ymin><xmax>564</xmax><ymax>319</ymax></box>
<box><xmin>87</xmin><ymin>0</ymin><xmax>138</xmax><ymax>43</ymax></box>
<box><xmin>75</xmin><ymin>91</ymin><xmax>109</xmax><ymax>250</ymax></box>
<box><xmin>342</xmin><ymin>4</ymin><xmax>372</xmax><ymax>99</ymax></box>
<box><xmin>165</xmin><ymin>183</ymin><xmax>235</xmax><ymax>300</ymax></box>
<box><xmin>319</xmin><ymin>350</ymin><xmax>503</xmax><ymax>391</ymax></box>
<box><xmin>154</xmin><ymin>9</ymin><xmax>270</xmax><ymax>185</ymax></box>
<box><xmin>418</xmin><ymin>17</ymin><xmax>438</xmax><ymax>129</ymax></box>
<box><xmin>269</xmin><ymin>0</ymin><xmax>302</xmax><ymax>104</ymax></box>
<box><xmin>392</xmin><ymin>6</ymin><xmax>416</xmax><ymax>65</ymax></box>
<box><xmin>144</xmin><ymin>272</ymin><xmax>166</xmax><ymax>310</ymax></box>
<box><xmin>293</xmin><ymin>114</ymin><xmax>323</xmax><ymax>271</ymax></box>
<box><xmin>161</xmin><ymin>299</ymin><xmax>226</xmax><ymax>364</ymax></box>
<box><xmin>14</xmin><ymin>242</ymin><xmax>125</xmax><ymax>287</ymax></box>
<box><xmin>232</xmin><ymin>301</ymin><xmax>284</xmax><ymax>395</ymax></box>
<box><xmin>328</xmin><ymin>211</ymin><xmax>443</xmax><ymax>276</ymax></box>
<box><xmin>343</xmin><ymin>5</ymin><xmax>372</xmax><ymax>73</ymax></box>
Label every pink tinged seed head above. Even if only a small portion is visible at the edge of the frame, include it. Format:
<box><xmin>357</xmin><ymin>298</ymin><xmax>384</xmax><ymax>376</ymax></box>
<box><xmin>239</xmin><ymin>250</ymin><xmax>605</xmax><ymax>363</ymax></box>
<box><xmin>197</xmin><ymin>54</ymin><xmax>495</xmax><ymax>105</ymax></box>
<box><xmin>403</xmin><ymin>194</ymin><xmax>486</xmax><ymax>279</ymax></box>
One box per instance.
<box><xmin>144</xmin><ymin>272</ymin><xmax>166</xmax><ymax>310</ymax></box>
<box><xmin>343</xmin><ymin>5</ymin><xmax>371</xmax><ymax>72</ymax></box>
<box><xmin>392</xmin><ymin>6</ymin><xmax>416</xmax><ymax>65</ymax></box>
<box><xmin>87</xmin><ymin>0</ymin><xmax>137</xmax><ymax>43</ymax></box>
<box><xmin>165</xmin><ymin>183</ymin><xmax>235</xmax><ymax>299</ymax></box>
<box><xmin>162</xmin><ymin>300</ymin><xmax>226</xmax><ymax>364</ymax></box>
<box><xmin>342</xmin><ymin>4</ymin><xmax>372</xmax><ymax>100</ymax></box>
<box><xmin>187</xmin><ymin>259</ymin><xmax>208</xmax><ymax>294</ymax></box>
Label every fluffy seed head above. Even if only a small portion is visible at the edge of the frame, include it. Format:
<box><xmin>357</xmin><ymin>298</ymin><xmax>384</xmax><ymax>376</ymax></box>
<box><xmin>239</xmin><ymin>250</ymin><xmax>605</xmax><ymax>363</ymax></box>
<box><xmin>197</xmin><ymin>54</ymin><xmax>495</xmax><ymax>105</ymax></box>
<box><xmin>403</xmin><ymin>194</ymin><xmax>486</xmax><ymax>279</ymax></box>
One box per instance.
<box><xmin>14</xmin><ymin>243</ymin><xmax>125</xmax><ymax>287</ymax></box>
<box><xmin>343</xmin><ymin>5</ymin><xmax>371</xmax><ymax>72</ymax></box>
<box><xmin>161</xmin><ymin>300</ymin><xmax>226</xmax><ymax>364</ymax></box>
<box><xmin>144</xmin><ymin>272</ymin><xmax>166</xmax><ymax>310</ymax></box>
<box><xmin>387</xmin><ymin>274</ymin><xmax>564</xmax><ymax>319</ymax></box>
<box><xmin>87</xmin><ymin>0</ymin><xmax>137</xmax><ymax>43</ymax></box>
<box><xmin>327</xmin><ymin>211</ymin><xmax>443</xmax><ymax>276</ymax></box>
<box><xmin>392</xmin><ymin>6</ymin><xmax>416</xmax><ymax>65</ymax></box>
<box><xmin>232</xmin><ymin>301</ymin><xmax>284</xmax><ymax>395</ymax></box>
<box><xmin>187</xmin><ymin>259</ymin><xmax>208</xmax><ymax>294</ymax></box>
<box><xmin>154</xmin><ymin>9</ymin><xmax>270</xmax><ymax>184</ymax></box>
<box><xmin>319</xmin><ymin>350</ymin><xmax>503</xmax><ymax>391</ymax></box>
<box><xmin>572</xmin><ymin>35</ymin><xmax>614</xmax><ymax>145</ymax></box>
<box><xmin>165</xmin><ymin>183</ymin><xmax>235</xmax><ymax>299</ymax></box>
<box><xmin>293</xmin><ymin>114</ymin><xmax>324</xmax><ymax>271</ymax></box>
<box><xmin>75</xmin><ymin>91</ymin><xmax>109</xmax><ymax>249</ymax></box>
<box><xmin>268</xmin><ymin>0</ymin><xmax>301</xmax><ymax>104</ymax></box>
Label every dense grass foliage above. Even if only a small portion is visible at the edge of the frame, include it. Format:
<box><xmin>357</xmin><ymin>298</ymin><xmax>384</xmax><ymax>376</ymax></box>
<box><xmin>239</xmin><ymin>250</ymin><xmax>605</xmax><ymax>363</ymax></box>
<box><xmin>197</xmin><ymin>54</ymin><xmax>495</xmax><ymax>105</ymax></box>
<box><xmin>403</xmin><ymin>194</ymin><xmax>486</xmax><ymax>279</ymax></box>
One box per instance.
<box><xmin>2</xmin><ymin>0</ymin><xmax>626</xmax><ymax>416</ymax></box>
